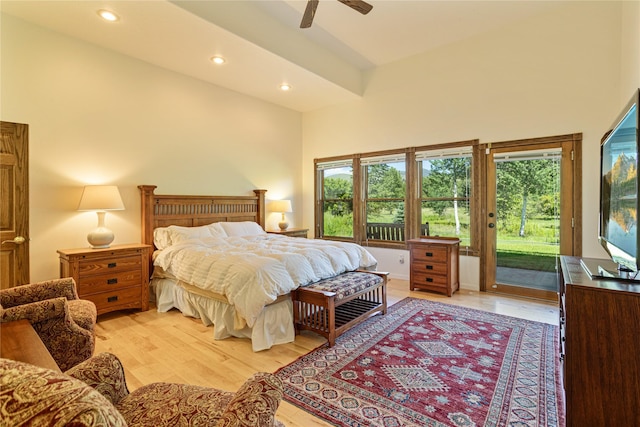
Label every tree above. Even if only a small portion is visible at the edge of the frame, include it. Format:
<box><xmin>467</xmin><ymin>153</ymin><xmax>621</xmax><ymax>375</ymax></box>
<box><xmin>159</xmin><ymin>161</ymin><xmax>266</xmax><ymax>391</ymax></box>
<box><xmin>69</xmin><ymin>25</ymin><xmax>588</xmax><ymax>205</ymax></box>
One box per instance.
<box><xmin>393</xmin><ymin>204</ymin><xmax>405</xmax><ymax>224</ymax></box>
<box><xmin>422</xmin><ymin>158</ymin><xmax>470</xmax><ymax>235</ymax></box>
<box><xmin>367</xmin><ymin>164</ymin><xmax>405</xmax><ymax>216</ymax></box>
<box><xmin>496</xmin><ymin>159</ymin><xmax>559</xmax><ymax>237</ymax></box>
<box><xmin>324</xmin><ymin>176</ymin><xmax>353</xmax><ymax>216</ymax></box>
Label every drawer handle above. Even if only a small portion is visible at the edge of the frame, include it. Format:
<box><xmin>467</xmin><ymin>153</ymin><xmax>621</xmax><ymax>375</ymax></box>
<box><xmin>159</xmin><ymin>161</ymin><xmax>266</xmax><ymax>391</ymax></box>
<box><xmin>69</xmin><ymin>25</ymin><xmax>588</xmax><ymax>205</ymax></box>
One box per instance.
<box><xmin>108</xmin><ymin>262</ymin><xmax>117</xmax><ymax>268</ymax></box>
<box><xmin>107</xmin><ymin>296</ymin><xmax>118</xmax><ymax>303</ymax></box>
<box><xmin>107</xmin><ymin>278</ymin><xmax>118</xmax><ymax>285</ymax></box>
<box><xmin>425</xmin><ymin>278</ymin><xmax>433</xmax><ymax>283</ymax></box>
<box><xmin>425</xmin><ymin>265</ymin><xmax>433</xmax><ymax>270</ymax></box>
<box><xmin>425</xmin><ymin>252</ymin><xmax>433</xmax><ymax>257</ymax></box>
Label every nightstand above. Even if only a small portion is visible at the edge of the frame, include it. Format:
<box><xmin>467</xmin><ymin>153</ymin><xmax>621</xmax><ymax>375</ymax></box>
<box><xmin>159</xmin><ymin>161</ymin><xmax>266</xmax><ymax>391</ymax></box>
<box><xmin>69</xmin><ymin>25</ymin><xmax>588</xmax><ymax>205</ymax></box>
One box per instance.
<box><xmin>267</xmin><ymin>228</ymin><xmax>309</xmax><ymax>238</ymax></box>
<box><xmin>57</xmin><ymin>244</ymin><xmax>152</xmax><ymax>315</ymax></box>
<box><xmin>407</xmin><ymin>237</ymin><xmax>460</xmax><ymax>297</ymax></box>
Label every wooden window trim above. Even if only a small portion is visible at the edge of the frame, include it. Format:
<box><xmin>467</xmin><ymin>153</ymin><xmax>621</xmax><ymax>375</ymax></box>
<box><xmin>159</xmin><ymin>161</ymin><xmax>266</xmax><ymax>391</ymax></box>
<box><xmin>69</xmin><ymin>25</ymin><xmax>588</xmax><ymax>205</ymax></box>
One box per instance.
<box><xmin>315</xmin><ymin>140</ymin><xmax>480</xmax><ymax>252</ymax></box>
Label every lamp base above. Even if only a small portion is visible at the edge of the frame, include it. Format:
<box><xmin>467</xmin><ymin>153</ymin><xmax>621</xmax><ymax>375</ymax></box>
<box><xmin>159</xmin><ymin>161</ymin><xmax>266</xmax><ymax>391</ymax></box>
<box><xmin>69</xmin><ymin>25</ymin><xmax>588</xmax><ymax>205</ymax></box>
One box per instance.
<box><xmin>87</xmin><ymin>212</ymin><xmax>114</xmax><ymax>248</ymax></box>
<box><xmin>278</xmin><ymin>221</ymin><xmax>289</xmax><ymax>231</ymax></box>
<box><xmin>87</xmin><ymin>227</ymin><xmax>114</xmax><ymax>248</ymax></box>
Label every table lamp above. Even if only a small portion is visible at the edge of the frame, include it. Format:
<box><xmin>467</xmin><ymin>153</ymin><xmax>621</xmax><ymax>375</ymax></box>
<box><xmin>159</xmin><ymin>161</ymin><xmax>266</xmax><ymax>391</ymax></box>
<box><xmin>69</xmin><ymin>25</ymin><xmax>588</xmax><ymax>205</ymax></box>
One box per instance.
<box><xmin>270</xmin><ymin>200</ymin><xmax>292</xmax><ymax>230</ymax></box>
<box><xmin>77</xmin><ymin>185</ymin><xmax>125</xmax><ymax>248</ymax></box>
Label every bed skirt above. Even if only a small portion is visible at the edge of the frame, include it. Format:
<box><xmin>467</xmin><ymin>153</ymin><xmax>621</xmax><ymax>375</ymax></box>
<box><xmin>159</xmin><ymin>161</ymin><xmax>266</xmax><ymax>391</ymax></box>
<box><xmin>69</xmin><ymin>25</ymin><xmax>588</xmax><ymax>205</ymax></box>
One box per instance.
<box><xmin>151</xmin><ymin>278</ymin><xmax>295</xmax><ymax>352</ymax></box>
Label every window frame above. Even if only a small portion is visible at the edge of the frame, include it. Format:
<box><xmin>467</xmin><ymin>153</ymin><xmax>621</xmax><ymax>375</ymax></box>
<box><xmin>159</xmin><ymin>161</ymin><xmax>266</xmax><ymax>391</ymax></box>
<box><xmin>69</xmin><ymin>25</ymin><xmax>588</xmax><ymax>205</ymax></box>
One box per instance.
<box><xmin>314</xmin><ymin>140</ymin><xmax>480</xmax><ymax>253</ymax></box>
<box><xmin>361</xmin><ymin>151</ymin><xmax>408</xmax><ymax>248</ymax></box>
<box><xmin>415</xmin><ymin>144</ymin><xmax>475</xmax><ymax>252</ymax></box>
<box><xmin>315</xmin><ymin>156</ymin><xmax>357</xmax><ymax>242</ymax></box>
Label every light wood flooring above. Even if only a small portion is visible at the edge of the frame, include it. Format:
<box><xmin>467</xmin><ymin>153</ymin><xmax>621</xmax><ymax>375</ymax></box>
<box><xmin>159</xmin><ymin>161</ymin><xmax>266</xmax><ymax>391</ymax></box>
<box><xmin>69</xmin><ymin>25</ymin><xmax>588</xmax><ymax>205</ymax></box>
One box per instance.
<box><xmin>94</xmin><ymin>279</ymin><xmax>559</xmax><ymax>427</ymax></box>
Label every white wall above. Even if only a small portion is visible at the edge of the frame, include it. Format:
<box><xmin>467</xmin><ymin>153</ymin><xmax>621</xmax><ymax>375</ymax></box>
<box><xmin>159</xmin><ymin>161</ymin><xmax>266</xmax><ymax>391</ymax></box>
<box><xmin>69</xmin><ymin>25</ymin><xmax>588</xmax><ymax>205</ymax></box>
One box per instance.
<box><xmin>621</xmin><ymin>0</ymin><xmax>640</xmax><ymax>100</ymax></box>
<box><xmin>301</xmin><ymin>2</ymin><xmax>631</xmax><ymax>288</ymax></box>
<box><xmin>1</xmin><ymin>14</ymin><xmax>303</xmax><ymax>282</ymax></box>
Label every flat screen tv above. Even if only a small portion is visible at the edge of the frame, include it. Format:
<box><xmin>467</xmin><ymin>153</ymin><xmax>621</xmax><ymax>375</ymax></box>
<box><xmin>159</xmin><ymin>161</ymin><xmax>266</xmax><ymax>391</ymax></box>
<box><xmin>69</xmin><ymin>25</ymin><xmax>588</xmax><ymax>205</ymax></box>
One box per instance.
<box><xmin>583</xmin><ymin>89</ymin><xmax>640</xmax><ymax>281</ymax></box>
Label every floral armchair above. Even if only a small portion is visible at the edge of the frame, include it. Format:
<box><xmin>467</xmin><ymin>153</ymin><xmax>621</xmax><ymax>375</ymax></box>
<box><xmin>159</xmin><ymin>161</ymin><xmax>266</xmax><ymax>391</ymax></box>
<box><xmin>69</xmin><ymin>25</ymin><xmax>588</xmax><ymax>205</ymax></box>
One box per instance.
<box><xmin>0</xmin><ymin>352</ymin><xmax>285</xmax><ymax>426</ymax></box>
<box><xmin>0</xmin><ymin>277</ymin><xmax>97</xmax><ymax>371</ymax></box>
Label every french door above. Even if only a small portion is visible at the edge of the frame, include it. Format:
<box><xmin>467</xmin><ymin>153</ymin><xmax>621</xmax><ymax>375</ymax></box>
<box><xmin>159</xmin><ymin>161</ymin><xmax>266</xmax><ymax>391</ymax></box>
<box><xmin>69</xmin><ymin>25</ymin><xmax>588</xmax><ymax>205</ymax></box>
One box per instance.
<box><xmin>482</xmin><ymin>134</ymin><xmax>581</xmax><ymax>301</ymax></box>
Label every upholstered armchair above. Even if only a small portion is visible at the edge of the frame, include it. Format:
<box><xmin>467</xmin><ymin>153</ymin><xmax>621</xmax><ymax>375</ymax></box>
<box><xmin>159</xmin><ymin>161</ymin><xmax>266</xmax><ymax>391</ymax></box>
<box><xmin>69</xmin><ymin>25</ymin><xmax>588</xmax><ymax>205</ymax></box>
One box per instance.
<box><xmin>0</xmin><ymin>277</ymin><xmax>97</xmax><ymax>371</ymax></box>
<box><xmin>1</xmin><ymin>352</ymin><xmax>285</xmax><ymax>426</ymax></box>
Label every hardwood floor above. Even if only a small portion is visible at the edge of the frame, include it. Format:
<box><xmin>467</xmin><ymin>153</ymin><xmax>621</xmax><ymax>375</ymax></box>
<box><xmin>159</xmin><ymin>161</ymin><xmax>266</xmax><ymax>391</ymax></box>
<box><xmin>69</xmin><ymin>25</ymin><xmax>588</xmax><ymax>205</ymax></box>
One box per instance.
<box><xmin>94</xmin><ymin>278</ymin><xmax>559</xmax><ymax>427</ymax></box>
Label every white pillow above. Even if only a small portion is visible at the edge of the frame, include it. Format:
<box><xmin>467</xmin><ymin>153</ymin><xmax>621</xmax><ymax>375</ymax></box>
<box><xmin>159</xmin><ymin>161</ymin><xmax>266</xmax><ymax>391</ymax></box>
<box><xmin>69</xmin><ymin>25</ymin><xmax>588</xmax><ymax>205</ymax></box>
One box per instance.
<box><xmin>153</xmin><ymin>227</ymin><xmax>172</xmax><ymax>250</ymax></box>
<box><xmin>220</xmin><ymin>221</ymin><xmax>266</xmax><ymax>236</ymax></box>
<box><xmin>168</xmin><ymin>225</ymin><xmax>216</xmax><ymax>244</ymax></box>
<box><xmin>207</xmin><ymin>222</ymin><xmax>228</xmax><ymax>238</ymax></box>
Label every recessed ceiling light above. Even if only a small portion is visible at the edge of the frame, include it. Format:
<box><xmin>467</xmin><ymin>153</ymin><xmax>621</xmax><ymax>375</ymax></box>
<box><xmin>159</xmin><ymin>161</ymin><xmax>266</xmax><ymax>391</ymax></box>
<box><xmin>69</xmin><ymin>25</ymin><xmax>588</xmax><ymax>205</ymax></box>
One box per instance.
<box><xmin>210</xmin><ymin>56</ymin><xmax>226</xmax><ymax>65</ymax></box>
<box><xmin>280</xmin><ymin>84</ymin><xmax>292</xmax><ymax>91</ymax></box>
<box><xmin>97</xmin><ymin>9</ymin><xmax>119</xmax><ymax>22</ymax></box>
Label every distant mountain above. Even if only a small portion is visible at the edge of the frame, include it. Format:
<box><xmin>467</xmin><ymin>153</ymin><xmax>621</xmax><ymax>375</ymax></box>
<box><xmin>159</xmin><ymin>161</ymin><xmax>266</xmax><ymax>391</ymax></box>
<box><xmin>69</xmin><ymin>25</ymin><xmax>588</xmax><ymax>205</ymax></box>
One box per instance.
<box><xmin>611</xmin><ymin>153</ymin><xmax>637</xmax><ymax>182</ymax></box>
<box><xmin>326</xmin><ymin>173</ymin><xmax>353</xmax><ymax>181</ymax></box>
<box><xmin>610</xmin><ymin>153</ymin><xmax>637</xmax><ymax>197</ymax></box>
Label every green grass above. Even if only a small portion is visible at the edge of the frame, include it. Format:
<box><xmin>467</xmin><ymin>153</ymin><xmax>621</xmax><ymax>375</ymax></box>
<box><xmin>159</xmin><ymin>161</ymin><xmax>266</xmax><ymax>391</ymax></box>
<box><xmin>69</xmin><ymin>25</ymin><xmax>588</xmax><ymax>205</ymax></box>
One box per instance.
<box><xmin>325</xmin><ymin>208</ymin><xmax>560</xmax><ymax>273</ymax></box>
<box><xmin>497</xmin><ymin>250</ymin><xmax>557</xmax><ymax>272</ymax></box>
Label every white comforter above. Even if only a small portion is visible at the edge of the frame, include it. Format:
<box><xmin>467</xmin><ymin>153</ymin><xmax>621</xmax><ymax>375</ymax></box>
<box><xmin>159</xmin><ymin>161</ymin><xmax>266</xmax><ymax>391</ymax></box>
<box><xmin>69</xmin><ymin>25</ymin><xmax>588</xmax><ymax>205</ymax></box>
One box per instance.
<box><xmin>153</xmin><ymin>235</ymin><xmax>377</xmax><ymax>328</ymax></box>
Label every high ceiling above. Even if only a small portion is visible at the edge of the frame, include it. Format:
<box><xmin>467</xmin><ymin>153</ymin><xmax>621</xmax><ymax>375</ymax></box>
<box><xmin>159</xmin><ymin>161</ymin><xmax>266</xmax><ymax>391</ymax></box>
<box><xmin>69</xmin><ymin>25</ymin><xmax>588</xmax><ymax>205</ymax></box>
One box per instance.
<box><xmin>1</xmin><ymin>1</ymin><xmax>565</xmax><ymax>112</ymax></box>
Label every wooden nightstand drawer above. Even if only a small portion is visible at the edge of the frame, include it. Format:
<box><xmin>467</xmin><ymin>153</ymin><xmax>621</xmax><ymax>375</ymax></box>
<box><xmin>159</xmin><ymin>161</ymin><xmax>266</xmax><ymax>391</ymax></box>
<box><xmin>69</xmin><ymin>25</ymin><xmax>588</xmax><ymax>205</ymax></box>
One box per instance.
<box><xmin>83</xmin><ymin>286</ymin><xmax>143</xmax><ymax>313</ymax></box>
<box><xmin>411</xmin><ymin>271</ymin><xmax>450</xmax><ymax>288</ymax></box>
<box><xmin>78</xmin><ymin>255</ymin><xmax>141</xmax><ymax>277</ymax></box>
<box><xmin>411</xmin><ymin>260</ymin><xmax>449</xmax><ymax>276</ymax></box>
<box><xmin>77</xmin><ymin>270</ymin><xmax>142</xmax><ymax>295</ymax></box>
<box><xmin>411</xmin><ymin>246</ymin><xmax>448</xmax><ymax>263</ymax></box>
<box><xmin>58</xmin><ymin>244</ymin><xmax>151</xmax><ymax>316</ymax></box>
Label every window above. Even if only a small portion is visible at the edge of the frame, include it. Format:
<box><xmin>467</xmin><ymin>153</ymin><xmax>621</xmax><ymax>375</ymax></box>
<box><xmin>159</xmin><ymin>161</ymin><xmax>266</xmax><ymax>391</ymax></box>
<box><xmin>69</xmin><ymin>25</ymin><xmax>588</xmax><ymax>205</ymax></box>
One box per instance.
<box><xmin>362</xmin><ymin>154</ymin><xmax>406</xmax><ymax>242</ymax></box>
<box><xmin>314</xmin><ymin>140</ymin><xmax>477</xmax><ymax>250</ymax></box>
<box><xmin>417</xmin><ymin>146</ymin><xmax>473</xmax><ymax>247</ymax></box>
<box><xmin>316</xmin><ymin>159</ymin><xmax>354</xmax><ymax>238</ymax></box>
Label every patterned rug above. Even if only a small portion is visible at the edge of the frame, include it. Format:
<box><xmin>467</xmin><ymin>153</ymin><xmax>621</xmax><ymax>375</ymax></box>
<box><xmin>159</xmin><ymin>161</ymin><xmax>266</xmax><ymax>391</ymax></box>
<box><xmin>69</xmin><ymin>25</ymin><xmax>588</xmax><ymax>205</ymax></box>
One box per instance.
<box><xmin>275</xmin><ymin>297</ymin><xmax>564</xmax><ymax>427</ymax></box>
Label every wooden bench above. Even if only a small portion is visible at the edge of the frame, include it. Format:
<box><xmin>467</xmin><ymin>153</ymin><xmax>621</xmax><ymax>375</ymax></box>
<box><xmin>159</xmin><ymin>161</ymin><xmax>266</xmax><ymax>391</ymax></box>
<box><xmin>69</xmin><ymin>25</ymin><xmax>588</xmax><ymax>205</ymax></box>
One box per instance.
<box><xmin>291</xmin><ymin>271</ymin><xmax>388</xmax><ymax>347</ymax></box>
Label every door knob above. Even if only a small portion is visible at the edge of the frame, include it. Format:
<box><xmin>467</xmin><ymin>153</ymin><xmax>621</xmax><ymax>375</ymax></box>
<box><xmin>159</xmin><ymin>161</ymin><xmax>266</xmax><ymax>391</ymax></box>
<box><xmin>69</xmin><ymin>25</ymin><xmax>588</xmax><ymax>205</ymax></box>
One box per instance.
<box><xmin>1</xmin><ymin>236</ymin><xmax>26</xmax><ymax>245</ymax></box>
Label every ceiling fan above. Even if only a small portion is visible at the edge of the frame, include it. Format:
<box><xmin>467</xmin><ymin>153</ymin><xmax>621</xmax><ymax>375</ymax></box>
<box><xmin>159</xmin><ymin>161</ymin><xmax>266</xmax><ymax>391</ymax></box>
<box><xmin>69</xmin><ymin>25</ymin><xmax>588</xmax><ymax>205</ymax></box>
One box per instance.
<box><xmin>300</xmin><ymin>0</ymin><xmax>373</xmax><ymax>29</ymax></box>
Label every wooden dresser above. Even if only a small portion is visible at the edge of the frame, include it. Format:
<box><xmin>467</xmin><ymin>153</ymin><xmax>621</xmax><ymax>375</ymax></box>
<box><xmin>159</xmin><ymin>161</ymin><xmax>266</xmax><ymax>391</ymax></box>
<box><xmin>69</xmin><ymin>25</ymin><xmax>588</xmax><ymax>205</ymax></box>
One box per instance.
<box><xmin>559</xmin><ymin>256</ymin><xmax>640</xmax><ymax>426</ymax></box>
<box><xmin>58</xmin><ymin>243</ymin><xmax>151</xmax><ymax>316</ymax></box>
<box><xmin>407</xmin><ymin>237</ymin><xmax>460</xmax><ymax>297</ymax></box>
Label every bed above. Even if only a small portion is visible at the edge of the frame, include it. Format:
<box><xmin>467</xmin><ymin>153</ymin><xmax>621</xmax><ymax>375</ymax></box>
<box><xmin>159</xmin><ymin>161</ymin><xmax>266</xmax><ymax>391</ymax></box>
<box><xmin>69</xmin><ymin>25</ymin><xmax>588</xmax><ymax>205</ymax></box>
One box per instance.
<box><xmin>139</xmin><ymin>185</ymin><xmax>378</xmax><ymax>351</ymax></box>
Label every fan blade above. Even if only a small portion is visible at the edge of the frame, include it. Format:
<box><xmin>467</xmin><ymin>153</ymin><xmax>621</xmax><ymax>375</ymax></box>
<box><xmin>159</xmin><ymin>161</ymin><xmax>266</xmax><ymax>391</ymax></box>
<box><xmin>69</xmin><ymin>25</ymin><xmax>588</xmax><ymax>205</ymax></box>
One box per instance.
<box><xmin>338</xmin><ymin>0</ymin><xmax>373</xmax><ymax>15</ymax></box>
<box><xmin>300</xmin><ymin>0</ymin><xmax>319</xmax><ymax>28</ymax></box>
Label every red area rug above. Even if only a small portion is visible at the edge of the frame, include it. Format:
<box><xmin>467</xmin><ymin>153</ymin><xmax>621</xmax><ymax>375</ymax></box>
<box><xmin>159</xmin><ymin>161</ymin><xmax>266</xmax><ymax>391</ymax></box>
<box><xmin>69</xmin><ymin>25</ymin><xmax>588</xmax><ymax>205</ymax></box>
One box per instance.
<box><xmin>275</xmin><ymin>297</ymin><xmax>564</xmax><ymax>427</ymax></box>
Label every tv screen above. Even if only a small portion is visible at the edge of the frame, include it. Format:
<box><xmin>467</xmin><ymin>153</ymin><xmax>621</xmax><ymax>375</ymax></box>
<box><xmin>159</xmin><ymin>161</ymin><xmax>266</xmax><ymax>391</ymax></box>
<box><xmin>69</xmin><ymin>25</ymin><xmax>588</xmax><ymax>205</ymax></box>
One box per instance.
<box><xmin>598</xmin><ymin>89</ymin><xmax>640</xmax><ymax>277</ymax></box>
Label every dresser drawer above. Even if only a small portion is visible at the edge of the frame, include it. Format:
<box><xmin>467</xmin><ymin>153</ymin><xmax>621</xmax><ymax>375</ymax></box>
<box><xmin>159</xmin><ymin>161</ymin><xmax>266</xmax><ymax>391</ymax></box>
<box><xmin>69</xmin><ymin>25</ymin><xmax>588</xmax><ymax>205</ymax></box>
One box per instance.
<box><xmin>411</xmin><ymin>260</ymin><xmax>449</xmax><ymax>276</ymax></box>
<box><xmin>77</xmin><ymin>270</ymin><xmax>142</xmax><ymax>295</ymax></box>
<box><xmin>83</xmin><ymin>286</ymin><xmax>142</xmax><ymax>313</ymax></box>
<box><xmin>411</xmin><ymin>271</ymin><xmax>450</xmax><ymax>288</ymax></box>
<box><xmin>411</xmin><ymin>246</ymin><xmax>448</xmax><ymax>263</ymax></box>
<box><xmin>78</xmin><ymin>255</ymin><xmax>141</xmax><ymax>277</ymax></box>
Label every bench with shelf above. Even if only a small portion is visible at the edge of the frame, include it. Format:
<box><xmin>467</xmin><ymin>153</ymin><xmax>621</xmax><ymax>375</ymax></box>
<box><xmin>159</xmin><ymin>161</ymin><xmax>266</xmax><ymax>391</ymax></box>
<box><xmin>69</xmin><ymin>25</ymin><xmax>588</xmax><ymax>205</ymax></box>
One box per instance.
<box><xmin>292</xmin><ymin>271</ymin><xmax>388</xmax><ymax>346</ymax></box>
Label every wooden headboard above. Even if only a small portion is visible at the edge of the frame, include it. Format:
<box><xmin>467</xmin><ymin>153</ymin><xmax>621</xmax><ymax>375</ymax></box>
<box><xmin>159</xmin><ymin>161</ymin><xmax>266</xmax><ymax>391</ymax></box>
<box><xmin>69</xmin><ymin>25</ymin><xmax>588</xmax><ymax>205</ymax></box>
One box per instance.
<box><xmin>138</xmin><ymin>185</ymin><xmax>266</xmax><ymax>249</ymax></box>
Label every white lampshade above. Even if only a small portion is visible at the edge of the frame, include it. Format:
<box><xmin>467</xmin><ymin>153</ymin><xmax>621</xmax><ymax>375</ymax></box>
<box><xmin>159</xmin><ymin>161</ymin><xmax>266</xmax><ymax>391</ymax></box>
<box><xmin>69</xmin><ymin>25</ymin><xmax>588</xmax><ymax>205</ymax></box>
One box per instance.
<box><xmin>77</xmin><ymin>185</ymin><xmax>125</xmax><ymax>211</ymax></box>
<box><xmin>270</xmin><ymin>200</ymin><xmax>293</xmax><ymax>231</ymax></box>
<box><xmin>270</xmin><ymin>199</ymin><xmax>292</xmax><ymax>214</ymax></box>
<box><xmin>78</xmin><ymin>185</ymin><xmax>124</xmax><ymax>248</ymax></box>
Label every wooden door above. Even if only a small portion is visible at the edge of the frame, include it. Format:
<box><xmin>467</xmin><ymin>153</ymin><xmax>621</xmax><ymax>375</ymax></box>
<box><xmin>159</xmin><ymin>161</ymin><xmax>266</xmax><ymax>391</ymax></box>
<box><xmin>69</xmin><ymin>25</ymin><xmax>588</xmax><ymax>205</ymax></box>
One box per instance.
<box><xmin>1</xmin><ymin>122</ymin><xmax>29</xmax><ymax>288</ymax></box>
<box><xmin>482</xmin><ymin>134</ymin><xmax>581</xmax><ymax>301</ymax></box>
